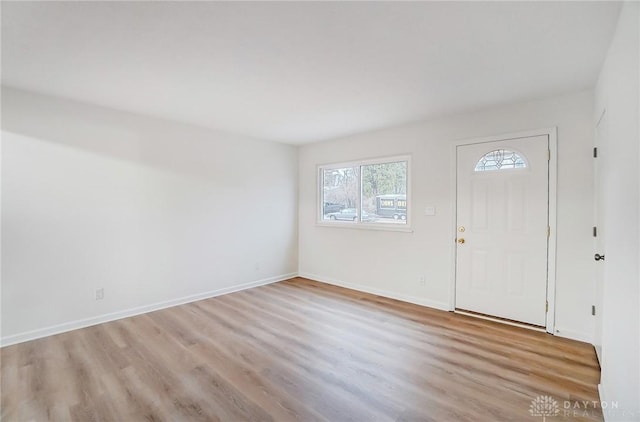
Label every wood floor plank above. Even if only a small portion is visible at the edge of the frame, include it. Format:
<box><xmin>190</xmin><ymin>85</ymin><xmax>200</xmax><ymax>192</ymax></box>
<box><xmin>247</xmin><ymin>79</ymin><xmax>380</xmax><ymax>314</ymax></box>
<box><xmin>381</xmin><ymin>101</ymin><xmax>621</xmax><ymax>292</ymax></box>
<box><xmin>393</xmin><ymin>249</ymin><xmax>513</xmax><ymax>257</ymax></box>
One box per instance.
<box><xmin>1</xmin><ymin>277</ymin><xmax>603</xmax><ymax>421</ymax></box>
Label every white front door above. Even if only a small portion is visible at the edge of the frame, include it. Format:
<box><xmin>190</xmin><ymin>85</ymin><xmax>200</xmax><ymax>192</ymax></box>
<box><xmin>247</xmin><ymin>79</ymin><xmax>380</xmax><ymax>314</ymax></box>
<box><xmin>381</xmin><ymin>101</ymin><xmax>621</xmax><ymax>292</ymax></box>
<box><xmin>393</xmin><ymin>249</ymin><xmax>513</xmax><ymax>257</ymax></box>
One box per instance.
<box><xmin>455</xmin><ymin>135</ymin><xmax>549</xmax><ymax>327</ymax></box>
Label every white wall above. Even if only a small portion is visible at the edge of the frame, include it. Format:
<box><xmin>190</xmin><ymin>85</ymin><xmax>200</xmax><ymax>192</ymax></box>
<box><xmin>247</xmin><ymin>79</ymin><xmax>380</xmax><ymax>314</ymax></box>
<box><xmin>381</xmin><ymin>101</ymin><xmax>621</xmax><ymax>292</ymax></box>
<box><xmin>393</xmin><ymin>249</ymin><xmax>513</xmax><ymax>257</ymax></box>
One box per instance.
<box><xmin>594</xmin><ymin>2</ymin><xmax>640</xmax><ymax>420</ymax></box>
<box><xmin>1</xmin><ymin>87</ymin><xmax>298</xmax><ymax>345</ymax></box>
<box><xmin>299</xmin><ymin>90</ymin><xmax>595</xmax><ymax>342</ymax></box>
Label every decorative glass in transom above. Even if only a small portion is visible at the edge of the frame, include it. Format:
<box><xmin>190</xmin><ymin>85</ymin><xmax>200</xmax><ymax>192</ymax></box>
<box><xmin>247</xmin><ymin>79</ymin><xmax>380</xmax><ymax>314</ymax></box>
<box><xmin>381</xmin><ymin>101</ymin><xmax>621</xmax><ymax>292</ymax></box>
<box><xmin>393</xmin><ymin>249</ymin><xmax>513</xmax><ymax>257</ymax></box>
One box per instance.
<box><xmin>474</xmin><ymin>149</ymin><xmax>526</xmax><ymax>171</ymax></box>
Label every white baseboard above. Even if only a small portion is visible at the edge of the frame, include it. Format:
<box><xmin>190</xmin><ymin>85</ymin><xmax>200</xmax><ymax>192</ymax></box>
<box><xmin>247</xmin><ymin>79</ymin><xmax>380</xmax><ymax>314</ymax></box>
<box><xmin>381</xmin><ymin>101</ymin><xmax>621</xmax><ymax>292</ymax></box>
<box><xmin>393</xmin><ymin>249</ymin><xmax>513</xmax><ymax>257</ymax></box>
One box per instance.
<box><xmin>595</xmin><ymin>344</ymin><xmax>603</xmax><ymax>367</ymax></box>
<box><xmin>299</xmin><ymin>272</ymin><xmax>449</xmax><ymax>311</ymax></box>
<box><xmin>1</xmin><ymin>272</ymin><xmax>297</xmax><ymax>348</ymax></box>
<box><xmin>554</xmin><ymin>326</ymin><xmax>594</xmax><ymax>343</ymax></box>
<box><xmin>598</xmin><ymin>384</ymin><xmax>608</xmax><ymax>422</ymax></box>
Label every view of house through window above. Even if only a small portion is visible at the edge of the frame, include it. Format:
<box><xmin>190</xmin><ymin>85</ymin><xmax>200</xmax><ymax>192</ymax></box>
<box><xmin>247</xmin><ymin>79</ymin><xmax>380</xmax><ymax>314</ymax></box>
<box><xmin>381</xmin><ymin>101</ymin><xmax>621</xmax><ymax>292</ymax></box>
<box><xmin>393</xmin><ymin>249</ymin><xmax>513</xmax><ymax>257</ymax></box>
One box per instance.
<box><xmin>321</xmin><ymin>158</ymin><xmax>408</xmax><ymax>225</ymax></box>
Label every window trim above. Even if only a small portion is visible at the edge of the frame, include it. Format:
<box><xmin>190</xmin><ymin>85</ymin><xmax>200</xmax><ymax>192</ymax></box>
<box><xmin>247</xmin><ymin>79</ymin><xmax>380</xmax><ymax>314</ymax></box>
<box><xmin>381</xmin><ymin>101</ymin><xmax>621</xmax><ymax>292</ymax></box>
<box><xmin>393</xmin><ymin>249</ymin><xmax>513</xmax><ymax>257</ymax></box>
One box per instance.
<box><xmin>316</xmin><ymin>155</ymin><xmax>412</xmax><ymax>231</ymax></box>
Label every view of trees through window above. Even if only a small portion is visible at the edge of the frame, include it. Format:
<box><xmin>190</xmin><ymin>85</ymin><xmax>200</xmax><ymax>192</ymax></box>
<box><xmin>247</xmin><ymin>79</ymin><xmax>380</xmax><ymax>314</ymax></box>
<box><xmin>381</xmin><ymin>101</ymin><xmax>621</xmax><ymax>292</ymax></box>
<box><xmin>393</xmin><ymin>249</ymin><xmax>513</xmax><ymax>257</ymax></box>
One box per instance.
<box><xmin>321</xmin><ymin>159</ymin><xmax>408</xmax><ymax>224</ymax></box>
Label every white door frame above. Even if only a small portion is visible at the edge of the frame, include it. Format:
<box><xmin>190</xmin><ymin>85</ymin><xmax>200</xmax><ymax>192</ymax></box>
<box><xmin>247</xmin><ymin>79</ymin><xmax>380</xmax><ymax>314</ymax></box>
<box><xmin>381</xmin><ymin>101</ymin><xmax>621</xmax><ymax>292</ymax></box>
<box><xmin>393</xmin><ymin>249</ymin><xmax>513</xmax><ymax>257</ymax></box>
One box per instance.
<box><xmin>449</xmin><ymin>127</ymin><xmax>558</xmax><ymax>334</ymax></box>
<box><xmin>593</xmin><ymin>108</ymin><xmax>606</xmax><ymax>363</ymax></box>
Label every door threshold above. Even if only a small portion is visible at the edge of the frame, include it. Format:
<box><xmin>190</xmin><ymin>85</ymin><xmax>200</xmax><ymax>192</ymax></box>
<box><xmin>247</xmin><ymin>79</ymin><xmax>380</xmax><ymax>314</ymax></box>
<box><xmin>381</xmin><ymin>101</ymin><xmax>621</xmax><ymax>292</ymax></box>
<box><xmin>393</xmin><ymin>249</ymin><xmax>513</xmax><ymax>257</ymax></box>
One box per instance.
<box><xmin>454</xmin><ymin>309</ymin><xmax>547</xmax><ymax>332</ymax></box>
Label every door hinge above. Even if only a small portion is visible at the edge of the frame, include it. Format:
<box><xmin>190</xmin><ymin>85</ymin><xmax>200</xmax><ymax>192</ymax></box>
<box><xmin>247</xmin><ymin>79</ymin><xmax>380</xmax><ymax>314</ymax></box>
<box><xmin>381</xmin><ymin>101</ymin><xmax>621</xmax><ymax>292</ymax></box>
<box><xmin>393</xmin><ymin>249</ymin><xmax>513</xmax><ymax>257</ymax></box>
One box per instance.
<box><xmin>547</xmin><ymin>149</ymin><xmax>551</xmax><ymax>161</ymax></box>
<box><xmin>592</xmin><ymin>305</ymin><xmax>596</xmax><ymax>316</ymax></box>
<box><xmin>593</xmin><ymin>147</ymin><xmax>598</xmax><ymax>158</ymax></box>
<box><xmin>593</xmin><ymin>226</ymin><xmax>597</xmax><ymax>237</ymax></box>
<box><xmin>547</xmin><ymin>226</ymin><xmax>551</xmax><ymax>238</ymax></box>
<box><xmin>546</xmin><ymin>301</ymin><xmax>549</xmax><ymax>313</ymax></box>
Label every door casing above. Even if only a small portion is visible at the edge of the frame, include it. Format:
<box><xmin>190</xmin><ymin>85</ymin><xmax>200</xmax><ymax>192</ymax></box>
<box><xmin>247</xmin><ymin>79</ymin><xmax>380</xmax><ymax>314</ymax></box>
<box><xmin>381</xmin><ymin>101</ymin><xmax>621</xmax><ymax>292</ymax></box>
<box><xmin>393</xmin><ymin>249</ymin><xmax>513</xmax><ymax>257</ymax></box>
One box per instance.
<box><xmin>593</xmin><ymin>109</ymin><xmax>606</xmax><ymax>363</ymax></box>
<box><xmin>449</xmin><ymin>127</ymin><xmax>558</xmax><ymax>334</ymax></box>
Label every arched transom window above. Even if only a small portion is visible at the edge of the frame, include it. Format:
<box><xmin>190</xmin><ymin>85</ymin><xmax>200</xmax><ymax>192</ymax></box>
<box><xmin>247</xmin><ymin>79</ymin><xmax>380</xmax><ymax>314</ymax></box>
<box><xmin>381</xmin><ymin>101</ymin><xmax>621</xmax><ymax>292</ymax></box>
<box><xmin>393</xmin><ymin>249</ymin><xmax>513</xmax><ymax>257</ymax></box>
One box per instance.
<box><xmin>474</xmin><ymin>149</ymin><xmax>527</xmax><ymax>172</ymax></box>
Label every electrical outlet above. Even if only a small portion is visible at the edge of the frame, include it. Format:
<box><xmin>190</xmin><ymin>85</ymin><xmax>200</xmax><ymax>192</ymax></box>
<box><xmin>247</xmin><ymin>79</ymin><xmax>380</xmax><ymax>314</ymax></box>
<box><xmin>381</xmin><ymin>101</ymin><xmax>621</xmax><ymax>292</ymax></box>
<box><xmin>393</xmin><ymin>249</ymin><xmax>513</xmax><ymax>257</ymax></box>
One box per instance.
<box><xmin>419</xmin><ymin>275</ymin><xmax>426</xmax><ymax>286</ymax></box>
<box><xmin>95</xmin><ymin>288</ymin><xmax>104</xmax><ymax>300</ymax></box>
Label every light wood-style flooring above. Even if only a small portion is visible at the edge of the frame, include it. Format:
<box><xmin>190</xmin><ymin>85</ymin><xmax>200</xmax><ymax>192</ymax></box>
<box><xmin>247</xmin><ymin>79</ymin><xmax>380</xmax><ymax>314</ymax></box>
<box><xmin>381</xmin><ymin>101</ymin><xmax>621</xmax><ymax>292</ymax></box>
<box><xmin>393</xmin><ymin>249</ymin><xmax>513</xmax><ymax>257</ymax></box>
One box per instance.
<box><xmin>1</xmin><ymin>277</ymin><xmax>602</xmax><ymax>421</ymax></box>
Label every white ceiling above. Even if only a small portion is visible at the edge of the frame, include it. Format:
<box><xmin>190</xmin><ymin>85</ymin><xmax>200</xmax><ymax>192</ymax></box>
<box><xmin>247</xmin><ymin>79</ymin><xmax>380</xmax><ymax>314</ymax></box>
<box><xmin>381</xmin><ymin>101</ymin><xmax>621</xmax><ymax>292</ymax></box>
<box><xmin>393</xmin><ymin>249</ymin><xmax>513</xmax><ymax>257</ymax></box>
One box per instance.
<box><xmin>2</xmin><ymin>1</ymin><xmax>621</xmax><ymax>145</ymax></box>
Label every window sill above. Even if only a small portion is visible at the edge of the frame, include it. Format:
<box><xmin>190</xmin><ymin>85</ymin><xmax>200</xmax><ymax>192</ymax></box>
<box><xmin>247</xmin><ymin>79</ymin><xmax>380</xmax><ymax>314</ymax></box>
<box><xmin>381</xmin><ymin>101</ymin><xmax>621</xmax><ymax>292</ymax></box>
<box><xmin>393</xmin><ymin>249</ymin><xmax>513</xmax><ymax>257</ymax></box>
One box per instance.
<box><xmin>315</xmin><ymin>222</ymin><xmax>414</xmax><ymax>233</ymax></box>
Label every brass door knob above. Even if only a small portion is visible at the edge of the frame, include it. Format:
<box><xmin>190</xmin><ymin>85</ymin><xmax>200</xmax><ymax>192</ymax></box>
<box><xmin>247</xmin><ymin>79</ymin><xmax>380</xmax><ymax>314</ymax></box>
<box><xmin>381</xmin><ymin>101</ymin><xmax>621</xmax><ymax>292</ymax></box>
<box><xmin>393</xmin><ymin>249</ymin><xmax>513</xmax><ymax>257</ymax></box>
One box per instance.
<box><xmin>457</xmin><ymin>238</ymin><xmax>465</xmax><ymax>244</ymax></box>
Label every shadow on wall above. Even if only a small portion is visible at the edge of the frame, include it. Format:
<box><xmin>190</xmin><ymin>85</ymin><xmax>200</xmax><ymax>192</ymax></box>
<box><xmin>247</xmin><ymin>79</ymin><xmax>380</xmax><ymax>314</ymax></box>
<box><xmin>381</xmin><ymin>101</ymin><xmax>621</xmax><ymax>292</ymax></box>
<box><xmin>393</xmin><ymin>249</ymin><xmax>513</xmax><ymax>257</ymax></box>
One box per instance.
<box><xmin>1</xmin><ymin>87</ymin><xmax>295</xmax><ymax>186</ymax></box>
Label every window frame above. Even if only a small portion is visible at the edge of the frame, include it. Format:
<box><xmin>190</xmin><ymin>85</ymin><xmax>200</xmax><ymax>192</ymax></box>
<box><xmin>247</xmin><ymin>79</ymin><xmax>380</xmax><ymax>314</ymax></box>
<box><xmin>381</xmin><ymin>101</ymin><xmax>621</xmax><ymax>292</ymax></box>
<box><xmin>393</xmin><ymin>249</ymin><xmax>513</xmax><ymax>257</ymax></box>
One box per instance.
<box><xmin>473</xmin><ymin>148</ymin><xmax>529</xmax><ymax>172</ymax></box>
<box><xmin>316</xmin><ymin>155</ymin><xmax>412</xmax><ymax>232</ymax></box>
